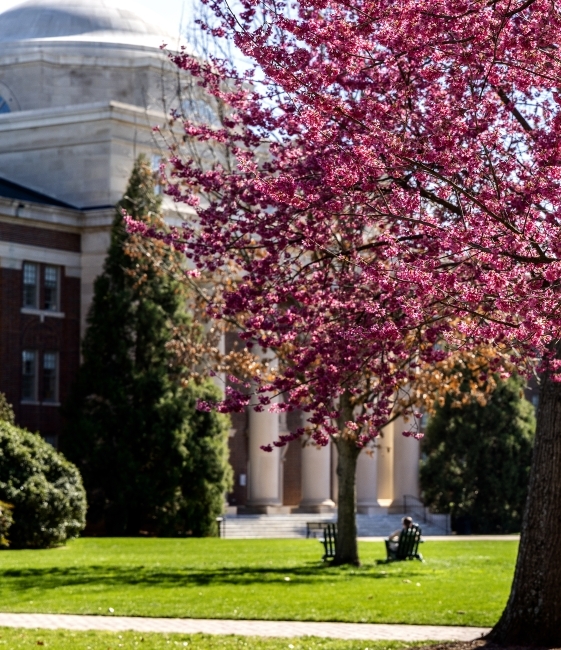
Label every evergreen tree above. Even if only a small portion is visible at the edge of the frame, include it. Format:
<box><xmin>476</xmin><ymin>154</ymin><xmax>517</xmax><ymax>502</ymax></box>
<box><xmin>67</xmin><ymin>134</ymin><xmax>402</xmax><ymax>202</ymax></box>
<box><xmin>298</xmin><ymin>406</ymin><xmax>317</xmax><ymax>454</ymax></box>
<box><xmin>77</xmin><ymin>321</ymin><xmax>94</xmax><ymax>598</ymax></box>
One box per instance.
<box><xmin>62</xmin><ymin>155</ymin><xmax>232</xmax><ymax>536</ymax></box>
<box><xmin>420</xmin><ymin>374</ymin><xmax>535</xmax><ymax>534</ymax></box>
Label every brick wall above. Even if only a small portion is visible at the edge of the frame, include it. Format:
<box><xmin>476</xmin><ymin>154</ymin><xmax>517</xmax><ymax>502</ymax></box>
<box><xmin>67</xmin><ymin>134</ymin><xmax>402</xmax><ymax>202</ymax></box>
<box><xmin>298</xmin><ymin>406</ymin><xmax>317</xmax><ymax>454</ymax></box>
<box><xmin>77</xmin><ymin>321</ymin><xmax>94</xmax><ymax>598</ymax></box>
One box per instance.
<box><xmin>0</xmin><ymin>222</ymin><xmax>80</xmax><ymax>252</ymax></box>
<box><xmin>0</xmin><ymin>224</ymin><xmax>81</xmax><ymax>442</ymax></box>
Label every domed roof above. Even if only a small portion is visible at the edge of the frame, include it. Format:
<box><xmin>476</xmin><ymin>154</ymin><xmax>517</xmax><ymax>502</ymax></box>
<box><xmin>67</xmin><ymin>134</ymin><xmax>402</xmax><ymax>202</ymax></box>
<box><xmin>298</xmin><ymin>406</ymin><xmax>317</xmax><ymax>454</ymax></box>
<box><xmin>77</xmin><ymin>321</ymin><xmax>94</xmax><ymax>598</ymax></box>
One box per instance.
<box><xmin>0</xmin><ymin>0</ymin><xmax>177</xmax><ymax>48</ymax></box>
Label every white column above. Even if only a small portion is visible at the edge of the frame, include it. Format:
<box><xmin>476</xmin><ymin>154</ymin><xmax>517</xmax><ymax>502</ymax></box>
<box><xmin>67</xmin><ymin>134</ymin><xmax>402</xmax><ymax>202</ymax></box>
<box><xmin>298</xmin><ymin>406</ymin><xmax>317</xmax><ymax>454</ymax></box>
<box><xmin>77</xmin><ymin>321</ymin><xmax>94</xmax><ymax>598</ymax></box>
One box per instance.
<box><xmin>357</xmin><ymin>444</ymin><xmax>386</xmax><ymax>514</ymax></box>
<box><xmin>376</xmin><ymin>421</ymin><xmax>394</xmax><ymax>507</ymax></box>
<box><xmin>247</xmin><ymin>406</ymin><xmax>283</xmax><ymax>511</ymax></box>
<box><xmin>246</xmin><ymin>348</ymin><xmax>283</xmax><ymax>513</ymax></box>
<box><xmin>391</xmin><ymin>416</ymin><xmax>421</xmax><ymax>508</ymax></box>
<box><xmin>298</xmin><ymin>440</ymin><xmax>335</xmax><ymax>513</ymax></box>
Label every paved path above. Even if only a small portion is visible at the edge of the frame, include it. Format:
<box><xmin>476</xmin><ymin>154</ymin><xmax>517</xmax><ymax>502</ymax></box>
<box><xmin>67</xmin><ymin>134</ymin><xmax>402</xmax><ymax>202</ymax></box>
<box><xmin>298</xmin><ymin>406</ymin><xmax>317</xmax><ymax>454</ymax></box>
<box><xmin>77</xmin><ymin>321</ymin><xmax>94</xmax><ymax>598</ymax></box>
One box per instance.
<box><xmin>0</xmin><ymin>613</ymin><xmax>489</xmax><ymax>642</ymax></box>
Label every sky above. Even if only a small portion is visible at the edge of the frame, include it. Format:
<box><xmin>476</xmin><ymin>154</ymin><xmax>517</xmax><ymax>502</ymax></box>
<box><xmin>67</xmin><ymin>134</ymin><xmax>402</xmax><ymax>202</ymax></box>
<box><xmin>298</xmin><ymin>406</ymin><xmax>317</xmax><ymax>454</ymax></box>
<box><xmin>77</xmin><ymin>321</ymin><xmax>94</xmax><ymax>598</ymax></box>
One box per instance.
<box><xmin>0</xmin><ymin>0</ymin><xmax>193</xmax><ymax>36</ymax></box>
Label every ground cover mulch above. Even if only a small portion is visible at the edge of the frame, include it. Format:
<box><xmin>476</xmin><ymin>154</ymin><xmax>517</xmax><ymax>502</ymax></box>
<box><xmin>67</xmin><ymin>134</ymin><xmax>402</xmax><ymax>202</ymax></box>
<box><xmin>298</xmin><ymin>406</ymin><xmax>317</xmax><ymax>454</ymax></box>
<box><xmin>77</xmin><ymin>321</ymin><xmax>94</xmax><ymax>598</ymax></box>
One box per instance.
<box><xmin>422</xmin><ymin>641</ymin><xmax>559</xmax><ymax>650</ymax></box>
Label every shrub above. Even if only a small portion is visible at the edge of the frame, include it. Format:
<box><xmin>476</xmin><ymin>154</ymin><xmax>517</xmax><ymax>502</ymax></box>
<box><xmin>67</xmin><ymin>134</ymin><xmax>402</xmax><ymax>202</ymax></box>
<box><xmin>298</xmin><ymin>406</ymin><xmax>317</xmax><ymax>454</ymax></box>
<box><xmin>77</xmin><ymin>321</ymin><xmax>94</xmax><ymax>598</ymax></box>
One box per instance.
<box><xmin>0</xmin><ymin>500</ymin><xmax>13</xmax><ymax>547</ymax></box>
<box><xmin>420</xmin><ymin>374</ymin><xmax>535</xmax><ymax>534</ymax></box>
<box><xmin>0</xmin><ymin>421</ymin><xmax>86</xmax><ymax>548</ymax></box>
<box><xmin>0</xmin><ymin>393</ymin><xmax>14</xmax><ymax>425</ymax></box>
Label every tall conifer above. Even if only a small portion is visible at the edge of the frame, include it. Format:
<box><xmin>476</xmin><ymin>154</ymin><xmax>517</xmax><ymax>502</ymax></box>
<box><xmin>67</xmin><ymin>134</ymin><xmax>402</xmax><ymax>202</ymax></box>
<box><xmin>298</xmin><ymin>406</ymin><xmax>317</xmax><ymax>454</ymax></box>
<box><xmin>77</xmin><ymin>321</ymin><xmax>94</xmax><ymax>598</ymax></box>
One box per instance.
<box><xmin>62</xmin><ymin>155</ymin><xmax>231</xmax><ymax>536</ymax></box>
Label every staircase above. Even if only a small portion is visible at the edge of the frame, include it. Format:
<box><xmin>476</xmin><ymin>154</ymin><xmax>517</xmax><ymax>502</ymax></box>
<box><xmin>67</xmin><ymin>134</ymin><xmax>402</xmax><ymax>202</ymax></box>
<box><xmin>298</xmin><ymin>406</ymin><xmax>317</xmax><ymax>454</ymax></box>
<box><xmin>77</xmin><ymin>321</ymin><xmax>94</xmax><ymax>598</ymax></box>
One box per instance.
<box><xmin>220</xmin><ymin>512</ymin><xmax>450</xmax><ymax>538</ymax></box>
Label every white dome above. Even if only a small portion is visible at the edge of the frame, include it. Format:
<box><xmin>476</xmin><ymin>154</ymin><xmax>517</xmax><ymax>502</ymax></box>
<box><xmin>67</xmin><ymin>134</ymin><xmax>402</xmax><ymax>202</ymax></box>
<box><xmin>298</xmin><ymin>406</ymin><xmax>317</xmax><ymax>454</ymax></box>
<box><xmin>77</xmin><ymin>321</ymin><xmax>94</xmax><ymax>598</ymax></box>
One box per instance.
<box><xmin>0</xmin><ymin>0</ymin><xmax>177</xmax><ymax>48</ymax></box>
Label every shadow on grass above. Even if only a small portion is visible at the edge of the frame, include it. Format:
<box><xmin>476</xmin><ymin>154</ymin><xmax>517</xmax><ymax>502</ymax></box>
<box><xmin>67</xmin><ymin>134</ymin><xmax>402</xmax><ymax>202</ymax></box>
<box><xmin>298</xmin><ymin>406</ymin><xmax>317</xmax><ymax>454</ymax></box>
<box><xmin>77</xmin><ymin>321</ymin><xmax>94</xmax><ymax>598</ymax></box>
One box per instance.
<box><xmin>0</xmin><ymin>561</ymin><xmax>427</xmax><ymax>592</ymax></box>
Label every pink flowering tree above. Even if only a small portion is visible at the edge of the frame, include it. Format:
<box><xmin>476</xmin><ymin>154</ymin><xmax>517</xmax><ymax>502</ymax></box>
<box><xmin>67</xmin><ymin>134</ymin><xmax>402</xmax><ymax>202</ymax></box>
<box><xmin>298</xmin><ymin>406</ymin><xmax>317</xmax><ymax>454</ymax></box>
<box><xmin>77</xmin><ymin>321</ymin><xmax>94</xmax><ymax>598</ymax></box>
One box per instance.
<box><xmin>131</xmin><ymin>0</ymin><xmax>561</xmax><ymax>640</ymax></box>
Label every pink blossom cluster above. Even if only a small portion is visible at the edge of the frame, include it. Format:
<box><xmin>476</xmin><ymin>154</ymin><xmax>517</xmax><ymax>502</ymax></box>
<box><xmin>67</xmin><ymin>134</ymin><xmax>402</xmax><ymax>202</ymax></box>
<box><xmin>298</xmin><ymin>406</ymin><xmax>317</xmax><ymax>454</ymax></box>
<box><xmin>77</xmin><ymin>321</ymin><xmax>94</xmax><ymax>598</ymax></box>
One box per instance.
<box><xmin>128</xmin><ymin>0</ymin><xmax>561</xmax><ymax>446</ymax></box>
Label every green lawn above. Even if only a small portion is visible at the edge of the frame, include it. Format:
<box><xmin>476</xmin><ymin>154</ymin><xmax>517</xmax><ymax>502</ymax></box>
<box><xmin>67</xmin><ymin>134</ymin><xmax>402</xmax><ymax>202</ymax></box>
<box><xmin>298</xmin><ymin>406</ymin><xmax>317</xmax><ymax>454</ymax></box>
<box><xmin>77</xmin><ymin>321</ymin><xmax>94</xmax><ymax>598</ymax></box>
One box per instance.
<box><xmin>0</xmin><ymin>631</ymin><xmax>426</xmax><ymax>650</ymax></box>
<box><xmin>0</xmin><ymin>538</ymin><xmax>517</xmax><ymax>627</ymax></box>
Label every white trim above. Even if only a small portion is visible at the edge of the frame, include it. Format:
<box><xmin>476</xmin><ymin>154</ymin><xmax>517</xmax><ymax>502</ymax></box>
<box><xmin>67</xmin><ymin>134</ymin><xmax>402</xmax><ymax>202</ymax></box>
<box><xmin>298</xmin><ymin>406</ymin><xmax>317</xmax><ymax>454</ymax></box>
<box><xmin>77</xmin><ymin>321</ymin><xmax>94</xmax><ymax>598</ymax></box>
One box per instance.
<box><xmin>21</xmin><ymin>308</ymin><xmax>65</xmax><ymax>320</ymax></box>
<box><xmin>0</xmin><ymin>101</ymin><xmax>166</xmax><ymax>134</ymax></box>
<box><xmin>0</xmin><ymin>241</ymin><xmax>80</xmax><ymax>269</ymax></box>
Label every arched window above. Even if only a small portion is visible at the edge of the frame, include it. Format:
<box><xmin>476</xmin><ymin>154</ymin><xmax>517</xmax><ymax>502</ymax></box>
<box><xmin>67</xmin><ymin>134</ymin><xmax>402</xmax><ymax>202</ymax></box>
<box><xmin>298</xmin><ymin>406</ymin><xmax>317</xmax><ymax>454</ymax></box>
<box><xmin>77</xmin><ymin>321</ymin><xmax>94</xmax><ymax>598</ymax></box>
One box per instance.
<box><xmin>0</xmin><ymin>96</ymin><xmax>10</xmax><ymax>114</ymax></box>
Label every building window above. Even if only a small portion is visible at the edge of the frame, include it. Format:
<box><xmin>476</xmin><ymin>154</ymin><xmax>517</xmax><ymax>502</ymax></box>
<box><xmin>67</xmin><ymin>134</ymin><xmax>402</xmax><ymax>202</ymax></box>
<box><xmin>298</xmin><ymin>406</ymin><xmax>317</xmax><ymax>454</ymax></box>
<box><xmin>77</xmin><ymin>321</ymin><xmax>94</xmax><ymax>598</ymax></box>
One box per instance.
<box><xmin>22</xmin><ymin>262</ymin><xmax>38</xmax><ymax>308</ymax></box>
<box><xmin>42</xmin><ymin>352</ymin><xmax>59</xmax><ymax>403</ymax></box>
<box><xmin>43</xmin><ymin>266</ymin><xmax>59</xmax><ymax>311</ymax></box>
<box><xmin>22</xmin><ymin>350</ymin><xmax>37</xmax><ymax>401</ymax></box>
<box><xmin>0</xmin><ymin>95</ymin><xmax>10</xmax><ymax>114</ymax></box>
<box><xmin>22</xmin><ymin>264</ymin><xmax>63</xmax><ymax>313</ymax></box>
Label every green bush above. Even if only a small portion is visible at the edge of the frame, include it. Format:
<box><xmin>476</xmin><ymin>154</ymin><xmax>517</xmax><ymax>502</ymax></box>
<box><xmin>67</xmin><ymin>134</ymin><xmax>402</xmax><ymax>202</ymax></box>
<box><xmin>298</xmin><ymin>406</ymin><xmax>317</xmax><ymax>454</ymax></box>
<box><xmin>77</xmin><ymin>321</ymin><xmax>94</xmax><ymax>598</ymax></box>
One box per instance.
<box><xmin>0</xmin><ymin>500</ymin><xmax>13</xmax><ymax>547</ymax></box>
<box><xmin>0</xmin><ymin>421</ymin><xmax>86</xmax><ymax>548</ymax></box>
<box><xmin>0</xmin><ymin>393</ymin><xmax>14</xmax><ymax>425</ymax></box>
<box><xmin>420</xmin><ymin>374</ymin><xmax>535</xmax><ymax>534</ymax></box>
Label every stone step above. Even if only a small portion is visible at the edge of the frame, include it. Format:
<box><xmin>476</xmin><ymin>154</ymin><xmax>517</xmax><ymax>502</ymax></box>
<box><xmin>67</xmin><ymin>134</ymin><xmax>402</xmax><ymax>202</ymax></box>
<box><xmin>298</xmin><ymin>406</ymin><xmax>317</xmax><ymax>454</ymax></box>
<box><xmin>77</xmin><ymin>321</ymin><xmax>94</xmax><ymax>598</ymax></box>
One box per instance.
<box><xmin>220</xmin><ymin>513</ymin><xmax>449</xmax><ymax>538</ymax></box>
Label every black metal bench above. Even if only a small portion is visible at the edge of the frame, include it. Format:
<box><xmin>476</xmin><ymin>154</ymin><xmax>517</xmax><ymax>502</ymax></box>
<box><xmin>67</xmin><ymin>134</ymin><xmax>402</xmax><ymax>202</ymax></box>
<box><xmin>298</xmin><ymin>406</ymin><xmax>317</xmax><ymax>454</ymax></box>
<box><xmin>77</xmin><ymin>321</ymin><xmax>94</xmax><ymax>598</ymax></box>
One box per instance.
<box><xmin>384</xmin><ymin>523</ymin><xmax>423</xmax><ymax>562</ymax></box>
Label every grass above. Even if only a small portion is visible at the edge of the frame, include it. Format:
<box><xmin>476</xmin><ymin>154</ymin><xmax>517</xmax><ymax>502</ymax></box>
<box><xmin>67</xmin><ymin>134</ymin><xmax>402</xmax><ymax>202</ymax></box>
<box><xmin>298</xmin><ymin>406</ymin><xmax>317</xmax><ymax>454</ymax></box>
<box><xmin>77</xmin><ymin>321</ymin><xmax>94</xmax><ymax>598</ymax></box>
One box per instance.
<box><xmin>0</xmin><ymin>538</ymin><xmax>517</xmax><ymax>627</ymax></box>
<box><xmin>0</xmin><ymin>630</ymin><xmax>429</xmax><ymax>650</ymax></box>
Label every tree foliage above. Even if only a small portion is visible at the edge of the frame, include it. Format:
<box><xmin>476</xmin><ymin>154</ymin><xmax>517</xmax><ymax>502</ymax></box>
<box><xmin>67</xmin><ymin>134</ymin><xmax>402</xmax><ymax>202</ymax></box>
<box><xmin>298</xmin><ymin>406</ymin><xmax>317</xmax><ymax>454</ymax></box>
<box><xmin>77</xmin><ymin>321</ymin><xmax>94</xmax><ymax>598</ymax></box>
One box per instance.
<box><xmin>421</xmin><ymin>375</ymin><xmax>535</xmax><ymax>534</ymax></box>
<box><xmin>139</xmin><ymin>0</ymin><xmax>561</xmax><ymax>635</ymax></box>
<box><xmin>129</xmin><ymin>0</ymin><xmax>561</xmax><ymax>567</ymax></box>
<box><xmin>62</xmin><ymin>155</ymin><xmax>232</xmax><ymax>537</ymax></box>
<box><xmin>0</xmin><ymin>420</ymin><xmax>86</xmax><ymax>549</ymax></box>
<box><xmin>0</xmin><ymin>393</ymin><xmax>15</xmax><ymax>425</ymax></box>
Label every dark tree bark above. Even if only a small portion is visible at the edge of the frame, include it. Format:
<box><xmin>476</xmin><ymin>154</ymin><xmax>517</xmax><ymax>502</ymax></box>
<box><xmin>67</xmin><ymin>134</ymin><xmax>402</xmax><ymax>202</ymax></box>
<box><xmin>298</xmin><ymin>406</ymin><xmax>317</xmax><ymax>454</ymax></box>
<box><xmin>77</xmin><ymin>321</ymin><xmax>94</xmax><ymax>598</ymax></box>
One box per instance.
<box><xmin>489</xmin><ymin>365</ymin><xmax>561</xmax><ymax>645</ymax></box>
<box><xmin>333</xmin><ymin>392</ymin><xmax>361</xmax><ymax>566</ymax></box>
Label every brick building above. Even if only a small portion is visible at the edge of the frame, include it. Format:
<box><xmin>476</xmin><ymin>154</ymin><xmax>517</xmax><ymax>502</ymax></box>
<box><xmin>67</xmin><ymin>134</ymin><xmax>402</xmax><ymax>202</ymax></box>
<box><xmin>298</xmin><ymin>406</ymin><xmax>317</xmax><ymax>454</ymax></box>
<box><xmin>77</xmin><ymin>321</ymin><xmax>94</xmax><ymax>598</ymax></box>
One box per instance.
<box><xmin>0</xmin><ymin>0</ymin><xmax>423</xmax><ymax>514</ymax></box>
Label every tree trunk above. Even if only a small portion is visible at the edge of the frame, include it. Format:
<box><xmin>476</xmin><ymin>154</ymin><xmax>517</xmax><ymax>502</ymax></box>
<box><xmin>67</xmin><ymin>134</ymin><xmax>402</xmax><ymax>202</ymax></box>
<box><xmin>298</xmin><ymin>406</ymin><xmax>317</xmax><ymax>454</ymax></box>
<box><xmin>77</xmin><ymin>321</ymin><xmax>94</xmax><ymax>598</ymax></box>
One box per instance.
<box><xmin>489</xmin><ymin>366</ymin><xmax>561</xmax><ymax>645</ymax></box>
<box><xmin>333</xmin><ymin>391</ymin><xmax>361</xmax><ymax>566</ymax></box>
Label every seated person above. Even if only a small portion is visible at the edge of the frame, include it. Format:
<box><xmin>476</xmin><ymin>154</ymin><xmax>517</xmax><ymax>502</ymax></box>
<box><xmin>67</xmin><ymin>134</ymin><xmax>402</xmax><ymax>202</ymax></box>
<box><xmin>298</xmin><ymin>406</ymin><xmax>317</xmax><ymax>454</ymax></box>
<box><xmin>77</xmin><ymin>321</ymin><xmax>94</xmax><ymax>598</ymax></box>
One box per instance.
<box><xmin>387</xmin><ymin>516</ymin><xmax>413</xmax><ymax>552</ymax></box>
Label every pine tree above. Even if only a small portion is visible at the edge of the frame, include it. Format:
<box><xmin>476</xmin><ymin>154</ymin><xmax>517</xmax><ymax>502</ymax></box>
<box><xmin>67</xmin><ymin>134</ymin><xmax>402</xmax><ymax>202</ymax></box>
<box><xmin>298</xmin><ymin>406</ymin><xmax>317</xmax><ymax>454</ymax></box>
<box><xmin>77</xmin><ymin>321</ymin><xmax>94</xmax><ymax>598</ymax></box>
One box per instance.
<box><xmin>62</xmin><ymin>155</ymin><xmax>232</xmax><ymax>536</ymax></box>
<box><xmin>420</xmin><ymin>374</ymin><xmax>535</xmax><ymax>534</ymax></box>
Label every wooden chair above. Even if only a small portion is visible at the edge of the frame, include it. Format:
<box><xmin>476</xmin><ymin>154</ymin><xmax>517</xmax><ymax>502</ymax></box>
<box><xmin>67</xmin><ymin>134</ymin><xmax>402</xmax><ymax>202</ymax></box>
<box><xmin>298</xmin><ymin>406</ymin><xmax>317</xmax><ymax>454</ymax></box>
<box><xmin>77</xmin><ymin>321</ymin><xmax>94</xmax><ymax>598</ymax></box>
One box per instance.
<box><xmin>320</xmin><ymin>523</ymin><xmax>337</xmax><ymax>561</ymax></box>
<box><xmin>384</xmin><ymin>523</ymin><xmax>423</xmax><ymax>562</ymax></box>
<box><xmin>306</xmin><ymin>521</ymin><xmax>331</xmax><ymax>538</ymax></box>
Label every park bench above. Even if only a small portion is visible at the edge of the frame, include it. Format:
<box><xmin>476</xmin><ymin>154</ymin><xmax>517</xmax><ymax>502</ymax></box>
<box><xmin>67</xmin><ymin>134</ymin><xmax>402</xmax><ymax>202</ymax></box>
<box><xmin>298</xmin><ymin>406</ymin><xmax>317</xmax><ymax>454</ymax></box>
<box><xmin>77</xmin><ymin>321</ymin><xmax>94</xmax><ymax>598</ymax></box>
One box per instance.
<box><xmin>384</xmin><ymin>523</ymin><xmax>423</xmax><ymax>562</ymax></box>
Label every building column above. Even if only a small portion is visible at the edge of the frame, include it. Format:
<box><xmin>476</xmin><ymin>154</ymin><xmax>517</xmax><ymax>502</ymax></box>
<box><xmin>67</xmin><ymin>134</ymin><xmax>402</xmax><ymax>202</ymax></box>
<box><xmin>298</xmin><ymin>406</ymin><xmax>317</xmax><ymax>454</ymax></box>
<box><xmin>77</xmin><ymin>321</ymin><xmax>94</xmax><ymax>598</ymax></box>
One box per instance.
<box><xmin>246</xmin><ymin>348</ymin><xmax>283</xmax><ymax>513</ymax></box>
<box><xmin>357</xmin><ymin>444</ymin><xmax>387</xmax><ymax>514</ymax></box>
<box><xmin>247</xmin><ymin>406</ymin><xmax>283</xmax><ymax>512</ymax></box>
<box><xmin>391</xmin><ymin>416</ymin><xmax>421</xmax><ymax>509</ymax></box>
<box><xmin>297</xmin><ymin>440</ymin><xmax>335</xmax><ymax>513</ymax></box>
<box><xmin>376</xmin><ymin>421</ymin><xmax>395</xmax><ymax>507</ymax></box>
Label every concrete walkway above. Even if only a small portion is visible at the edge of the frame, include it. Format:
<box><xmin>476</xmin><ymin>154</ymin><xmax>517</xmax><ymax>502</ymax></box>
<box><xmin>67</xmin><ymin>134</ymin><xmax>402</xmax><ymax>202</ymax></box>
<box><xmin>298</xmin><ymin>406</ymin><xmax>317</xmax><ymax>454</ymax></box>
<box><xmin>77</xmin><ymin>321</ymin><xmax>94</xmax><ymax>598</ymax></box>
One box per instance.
<box><xmin>0</xmin><ymin>613</ymin><xmax>490</xmax><ymax>642</ymax></box>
